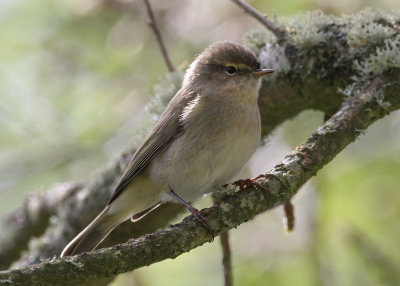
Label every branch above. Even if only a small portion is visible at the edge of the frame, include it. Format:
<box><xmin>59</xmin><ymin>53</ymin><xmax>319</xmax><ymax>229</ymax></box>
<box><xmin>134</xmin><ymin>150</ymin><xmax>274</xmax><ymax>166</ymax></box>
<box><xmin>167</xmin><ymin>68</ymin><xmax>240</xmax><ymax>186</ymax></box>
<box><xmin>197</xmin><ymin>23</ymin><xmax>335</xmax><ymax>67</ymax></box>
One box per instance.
<box><xmin>142</xmin><ymin>0</ymin><xmax>176</xmax><ymax>72</ymax></box>
<box><xmin>283</xmin><ymin>200</ymin><xmax>294</xmax><ymax>232</ymax></box>
<box><xmin>213</xmin><ymin>193</ymin><xmax>232</xmax><ymax>286</ymax></box>
<box><xmin>230</xmin><ymin>0</ymin><xmax>285</xmax><ymax>39</ymax></box>
<box><xmin>1</xmin><ymin>74</ymin><xmax>398</xmax><ymax>285</ymax></box>
<box><xmin>220</xmin><ymin>232</ymin><xmax>232</xmax><ymax>286</ymax></box>
<box><xmin>6</xmin><ymin>152</ymin><xmax>184</xmax><ymax>269</ymax></box>
<box><xmin>2</xmin><ymin>72</ymin><xmax>186</xmax><ymax>270</ymax></box>
<box><xmin>0</xmin><ymin>182</ymin><xmax>82</xmax><ymax>270</ymax></box>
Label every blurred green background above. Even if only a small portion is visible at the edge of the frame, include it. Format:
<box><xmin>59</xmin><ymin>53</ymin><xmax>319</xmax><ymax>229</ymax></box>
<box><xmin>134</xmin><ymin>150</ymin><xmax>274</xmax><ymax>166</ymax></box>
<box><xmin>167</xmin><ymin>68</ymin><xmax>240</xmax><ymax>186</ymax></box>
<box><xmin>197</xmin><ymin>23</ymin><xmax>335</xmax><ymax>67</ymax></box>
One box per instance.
<box><xmin>1</xmin><ymin>0</ymin><xmax>400</xmax><ymax>285</ymax></box>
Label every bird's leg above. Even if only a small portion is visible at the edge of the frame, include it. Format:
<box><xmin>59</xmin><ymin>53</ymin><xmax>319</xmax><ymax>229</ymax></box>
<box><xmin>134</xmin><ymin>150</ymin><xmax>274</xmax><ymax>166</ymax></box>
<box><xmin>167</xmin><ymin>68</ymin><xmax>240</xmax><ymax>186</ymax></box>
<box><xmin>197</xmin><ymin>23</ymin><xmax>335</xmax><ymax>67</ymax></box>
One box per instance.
<box><xmin>232</xmin><ymin>174</ymin><xmax>268</xmax><ymax>191</ymax></box>
<box><xmin>168</xmin><ymin>190</ymin><xmax>214</xmax><ymax>237</ymax></box>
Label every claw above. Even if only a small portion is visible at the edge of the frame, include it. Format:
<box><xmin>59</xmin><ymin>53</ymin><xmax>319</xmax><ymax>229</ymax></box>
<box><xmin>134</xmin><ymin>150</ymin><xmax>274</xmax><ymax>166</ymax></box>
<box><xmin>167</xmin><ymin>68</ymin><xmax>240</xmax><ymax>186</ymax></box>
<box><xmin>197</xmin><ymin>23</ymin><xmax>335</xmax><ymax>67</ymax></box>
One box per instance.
<box><xmin>190</xmin><ymin>207</ymin><xmax>215</xmax><ymax>240</ymax></box>
<box><xmin>233</xmin><ymin>175</ymin><xmax>268</xmax><ymax>191</ymax></box>
<box><xmin>168</xmin><ymin>190</ymin><xmax>214</xmax><ymax>240</ymax></box>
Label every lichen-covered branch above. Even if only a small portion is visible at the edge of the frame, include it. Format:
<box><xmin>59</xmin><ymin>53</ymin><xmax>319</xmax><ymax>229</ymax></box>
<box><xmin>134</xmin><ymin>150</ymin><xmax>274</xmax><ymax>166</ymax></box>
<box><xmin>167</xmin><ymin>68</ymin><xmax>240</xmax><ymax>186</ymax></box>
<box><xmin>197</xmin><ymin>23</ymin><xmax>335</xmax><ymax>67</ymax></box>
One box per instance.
<box><xmin>0</xmin><ymin>182</ymin><xmax>82</xmax><ymax>270</ymax></box>
<box><xmin>253</xmin><ymin>8</ymin><xmax>400</xmax><ymax>135</ymax></box>
<box><xmin>1</xmin><ymin>72</ymin><xmax>398</xmax><ymax>285</ymax></box>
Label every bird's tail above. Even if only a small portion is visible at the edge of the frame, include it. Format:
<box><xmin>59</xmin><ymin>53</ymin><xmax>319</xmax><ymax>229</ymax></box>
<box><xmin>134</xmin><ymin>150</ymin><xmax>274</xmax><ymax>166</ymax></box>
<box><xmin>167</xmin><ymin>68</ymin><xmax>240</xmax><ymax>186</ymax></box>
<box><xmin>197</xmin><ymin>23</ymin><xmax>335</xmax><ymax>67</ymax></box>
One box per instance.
<box><xmin>60</xmin><ymin>206</ymin><xmax>118</xmax><ymax>257</ymax></box>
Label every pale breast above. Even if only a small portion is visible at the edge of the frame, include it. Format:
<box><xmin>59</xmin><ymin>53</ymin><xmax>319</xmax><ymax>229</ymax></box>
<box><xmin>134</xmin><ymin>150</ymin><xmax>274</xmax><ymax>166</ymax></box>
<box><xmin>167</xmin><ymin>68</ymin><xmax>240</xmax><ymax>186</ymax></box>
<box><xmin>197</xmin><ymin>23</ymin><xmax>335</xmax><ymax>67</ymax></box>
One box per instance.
<box><xmin>150</xmin><ymin>94</ymin><xmax>261</xmax><ymax>203</ymax></box>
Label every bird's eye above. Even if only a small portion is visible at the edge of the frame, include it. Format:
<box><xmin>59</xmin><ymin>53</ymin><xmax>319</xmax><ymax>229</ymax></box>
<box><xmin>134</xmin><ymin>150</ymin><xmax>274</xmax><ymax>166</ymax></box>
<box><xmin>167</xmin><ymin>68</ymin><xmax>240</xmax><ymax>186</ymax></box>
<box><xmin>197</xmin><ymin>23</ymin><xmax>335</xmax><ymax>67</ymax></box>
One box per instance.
<box><xmin>256</xmin><ymin>62</ymin><xmax>261</xmax><ymax>69</ymax></box>
<box><xmin>225</xmin><ymin>66</ymin><xmax>237</xmax><ymax>75</ymax></box>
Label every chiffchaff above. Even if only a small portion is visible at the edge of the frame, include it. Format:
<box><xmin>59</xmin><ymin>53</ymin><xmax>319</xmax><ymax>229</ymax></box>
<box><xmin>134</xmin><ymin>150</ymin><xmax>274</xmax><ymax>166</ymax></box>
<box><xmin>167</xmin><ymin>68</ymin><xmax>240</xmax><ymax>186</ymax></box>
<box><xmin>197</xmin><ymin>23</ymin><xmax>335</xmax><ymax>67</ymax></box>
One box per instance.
<box><xmin>61</xmin><ymin>41</ymin><xmax>273</xmax><ymax>257</ymax></box>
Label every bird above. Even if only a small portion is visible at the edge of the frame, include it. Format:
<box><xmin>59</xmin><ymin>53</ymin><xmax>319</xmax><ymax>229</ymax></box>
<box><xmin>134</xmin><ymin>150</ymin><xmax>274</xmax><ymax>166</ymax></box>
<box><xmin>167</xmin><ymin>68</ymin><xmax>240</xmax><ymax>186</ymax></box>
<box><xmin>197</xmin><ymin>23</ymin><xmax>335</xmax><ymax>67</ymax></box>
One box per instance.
<box><xmin>61</xmin><ymin>41</ymin><xmax>274</xmax><ymax>257</ymax></box>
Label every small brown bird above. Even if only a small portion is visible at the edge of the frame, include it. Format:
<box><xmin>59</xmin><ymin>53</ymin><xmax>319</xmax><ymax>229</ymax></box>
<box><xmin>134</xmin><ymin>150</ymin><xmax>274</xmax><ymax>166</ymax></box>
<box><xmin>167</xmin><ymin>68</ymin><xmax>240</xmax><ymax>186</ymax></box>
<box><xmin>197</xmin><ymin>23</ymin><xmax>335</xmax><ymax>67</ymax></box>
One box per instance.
<box><xmin>61</xmin><ymin>41</ymin><xmax>273</xmax><ymax>257</ymax></box>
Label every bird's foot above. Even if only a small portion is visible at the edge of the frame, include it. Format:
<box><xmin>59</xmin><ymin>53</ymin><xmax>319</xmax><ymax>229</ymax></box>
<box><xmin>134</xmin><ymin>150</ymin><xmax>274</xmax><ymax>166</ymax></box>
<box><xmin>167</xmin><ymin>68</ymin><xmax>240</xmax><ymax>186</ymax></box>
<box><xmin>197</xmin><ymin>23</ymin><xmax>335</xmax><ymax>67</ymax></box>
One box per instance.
<box><xmin>187</xmin><ymin>206</ymin><xmax>215</xmax><ymax>239</ymax></box>
<box><xmin>168</xmin><ymin>190</ymin><xmax>214</xmax><ymax>240</ymax></box>
<box><xmin>233</xmin><ymin>174</ymin><xmax>267</xmax><ymax>191</ymax></box>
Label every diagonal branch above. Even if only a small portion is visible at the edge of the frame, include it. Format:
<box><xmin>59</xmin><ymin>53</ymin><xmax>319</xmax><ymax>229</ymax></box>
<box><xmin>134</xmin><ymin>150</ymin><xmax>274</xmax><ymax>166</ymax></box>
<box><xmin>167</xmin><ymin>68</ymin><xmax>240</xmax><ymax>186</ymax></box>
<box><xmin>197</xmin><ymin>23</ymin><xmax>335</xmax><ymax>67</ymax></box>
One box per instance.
<box><xmin>1</xmin><ymin>74</ymin><xmax>398</xmax><ymax>285</ymax></box>
<box><xmin>230</xmin><ymin>0</ymin><xmax>285</xmax><ymax>39</ymax></box>
<box><xmin>143</xmin><ymin>0</ymin><xmax>176</xmax><ymax>72</ymax></box>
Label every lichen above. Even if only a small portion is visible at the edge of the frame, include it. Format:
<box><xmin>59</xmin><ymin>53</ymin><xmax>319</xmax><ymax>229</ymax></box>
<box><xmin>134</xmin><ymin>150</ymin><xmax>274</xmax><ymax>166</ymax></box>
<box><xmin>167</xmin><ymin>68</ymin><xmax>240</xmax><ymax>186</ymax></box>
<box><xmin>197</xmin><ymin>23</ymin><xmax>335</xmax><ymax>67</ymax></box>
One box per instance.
<box><xmin>353</xmin><ymin>35</ymin><xmax>400</xmax><ymax>83</ymax></box>
<box><xmin>285</xmin><ymin>10</ymin><xmax>336</xmax><ymax>48</ymax></box>
<box><xmin>259</xmin><ymin>43</ymin><xmax>291</xmax><ymax>76</ymax></box>
<box><xmin>345</xmin><ymin>21</ymin><xmax>396</xmax><ymax>56</ymax></box>
<box><xmin>244</xmin><ymin>29</ymin><xmax>275</xmax><ymax>53</ymax></box>
<box><xmin>360</xmin><ymin>86</ymin><xmax>392</xmax><ymax>109</ymax></box>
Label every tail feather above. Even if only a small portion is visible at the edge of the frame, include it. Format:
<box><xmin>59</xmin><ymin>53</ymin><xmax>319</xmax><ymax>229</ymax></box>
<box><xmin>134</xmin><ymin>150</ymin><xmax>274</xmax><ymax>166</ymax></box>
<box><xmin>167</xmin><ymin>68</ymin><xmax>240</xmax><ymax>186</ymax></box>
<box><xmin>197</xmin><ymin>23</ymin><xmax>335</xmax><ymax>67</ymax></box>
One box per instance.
<box><xmin>61</xmin><ymin>206</ymin><xmax>117</xmax><ymax>257</ymax></box>
<box><xmin>61</xmin><ymin>180</ymin><xmax>161</xmax><ymax>257</ymax></box>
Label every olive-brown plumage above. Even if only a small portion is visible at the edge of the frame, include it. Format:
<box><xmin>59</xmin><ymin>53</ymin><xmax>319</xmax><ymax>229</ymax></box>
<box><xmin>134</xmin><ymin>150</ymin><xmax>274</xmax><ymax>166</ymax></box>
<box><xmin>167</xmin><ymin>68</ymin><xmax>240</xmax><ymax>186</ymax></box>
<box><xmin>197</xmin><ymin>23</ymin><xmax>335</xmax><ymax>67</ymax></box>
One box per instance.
<box><xmin>61</xmin><ymin>41</ymin><xmax>273</xmax><ymax>257</ymax></box>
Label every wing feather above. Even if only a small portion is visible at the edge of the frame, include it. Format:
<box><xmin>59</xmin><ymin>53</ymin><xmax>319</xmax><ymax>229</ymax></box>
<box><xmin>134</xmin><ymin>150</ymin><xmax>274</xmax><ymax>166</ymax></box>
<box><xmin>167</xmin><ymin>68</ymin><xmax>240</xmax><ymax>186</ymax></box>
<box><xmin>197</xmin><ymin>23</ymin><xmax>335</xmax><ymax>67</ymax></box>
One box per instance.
<box><xmin>107</xmin><ymin>88</ymin><xmax>195</xmax><ymax>204</ymax></box>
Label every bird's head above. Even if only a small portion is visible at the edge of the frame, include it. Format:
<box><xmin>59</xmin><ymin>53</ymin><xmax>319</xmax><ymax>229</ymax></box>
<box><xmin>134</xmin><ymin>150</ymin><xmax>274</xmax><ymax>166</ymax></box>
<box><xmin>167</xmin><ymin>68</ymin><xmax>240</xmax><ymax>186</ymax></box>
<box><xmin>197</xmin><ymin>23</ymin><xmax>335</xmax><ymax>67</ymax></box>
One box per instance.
<box><xmin>183</xmin><ymin>41</ymin><xmax>274</xmax><ymax>96</ymax></box>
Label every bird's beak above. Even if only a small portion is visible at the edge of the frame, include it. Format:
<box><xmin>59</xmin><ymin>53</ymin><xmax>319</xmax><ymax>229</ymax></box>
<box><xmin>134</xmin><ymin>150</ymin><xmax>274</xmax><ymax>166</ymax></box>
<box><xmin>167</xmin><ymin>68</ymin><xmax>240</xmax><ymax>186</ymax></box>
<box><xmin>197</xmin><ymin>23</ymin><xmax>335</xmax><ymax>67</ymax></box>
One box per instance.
<box><xmin>252</xmin><ymin>69</ymin><xmax>274</xmax><ymax>77</ymax></box>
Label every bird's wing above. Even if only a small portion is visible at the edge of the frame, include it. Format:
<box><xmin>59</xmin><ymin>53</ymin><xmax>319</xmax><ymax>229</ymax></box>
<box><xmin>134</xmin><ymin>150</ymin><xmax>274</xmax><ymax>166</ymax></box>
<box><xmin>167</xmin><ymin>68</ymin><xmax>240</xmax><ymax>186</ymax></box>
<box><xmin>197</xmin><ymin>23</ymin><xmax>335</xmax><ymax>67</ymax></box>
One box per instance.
<box><xmin>107</xmin><ymin>88</ymin><xmax>195</xmax><ymax>204</ymax></box>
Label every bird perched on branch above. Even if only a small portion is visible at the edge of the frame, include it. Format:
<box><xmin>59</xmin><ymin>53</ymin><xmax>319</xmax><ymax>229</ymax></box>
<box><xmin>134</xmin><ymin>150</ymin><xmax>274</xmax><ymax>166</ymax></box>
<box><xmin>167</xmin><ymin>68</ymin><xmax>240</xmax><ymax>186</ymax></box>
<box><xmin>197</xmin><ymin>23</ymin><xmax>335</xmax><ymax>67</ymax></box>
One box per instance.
<box><xmin>61</xmin><ymin>41</ymin><xmax>274</xmax><ymax>257</ymax></box>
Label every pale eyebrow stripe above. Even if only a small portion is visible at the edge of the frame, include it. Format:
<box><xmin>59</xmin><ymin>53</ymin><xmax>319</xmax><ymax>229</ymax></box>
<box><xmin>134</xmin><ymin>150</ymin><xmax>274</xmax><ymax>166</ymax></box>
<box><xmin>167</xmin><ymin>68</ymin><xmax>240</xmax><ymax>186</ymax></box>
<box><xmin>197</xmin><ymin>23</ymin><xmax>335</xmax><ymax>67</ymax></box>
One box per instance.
<box><xmin>202</xmin><ymin>63</ymin><xmax>253</xmax><ymax>71</ymax></box>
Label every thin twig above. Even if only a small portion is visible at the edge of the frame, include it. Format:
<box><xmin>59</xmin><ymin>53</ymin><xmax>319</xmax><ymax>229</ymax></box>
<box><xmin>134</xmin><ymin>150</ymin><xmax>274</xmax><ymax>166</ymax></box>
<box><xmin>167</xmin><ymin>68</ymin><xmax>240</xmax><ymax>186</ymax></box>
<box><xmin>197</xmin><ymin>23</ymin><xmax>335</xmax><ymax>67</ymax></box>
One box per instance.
<box><xmin>220</xmin><ymin>231</ymin><xmax>233</xmax><ymax>286</ymax></box>
<box><xmin>283</xmin><ymin>200</ymin><xmax>294</xmax><ymax>233</ymax></box>
<box><xmin>142</xmin><ymin>0</ymin><xmax>176</xmax><ymax>72</ymax></box>
<box><xmin>213</xmin><ymin>194</ymin><xmax>233</xmax><ymax>286</ymax></box>
<box><xmin>230</xmin><ymin>0</ymin><xmax>285</xmax><ymax>39</ymax></box>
